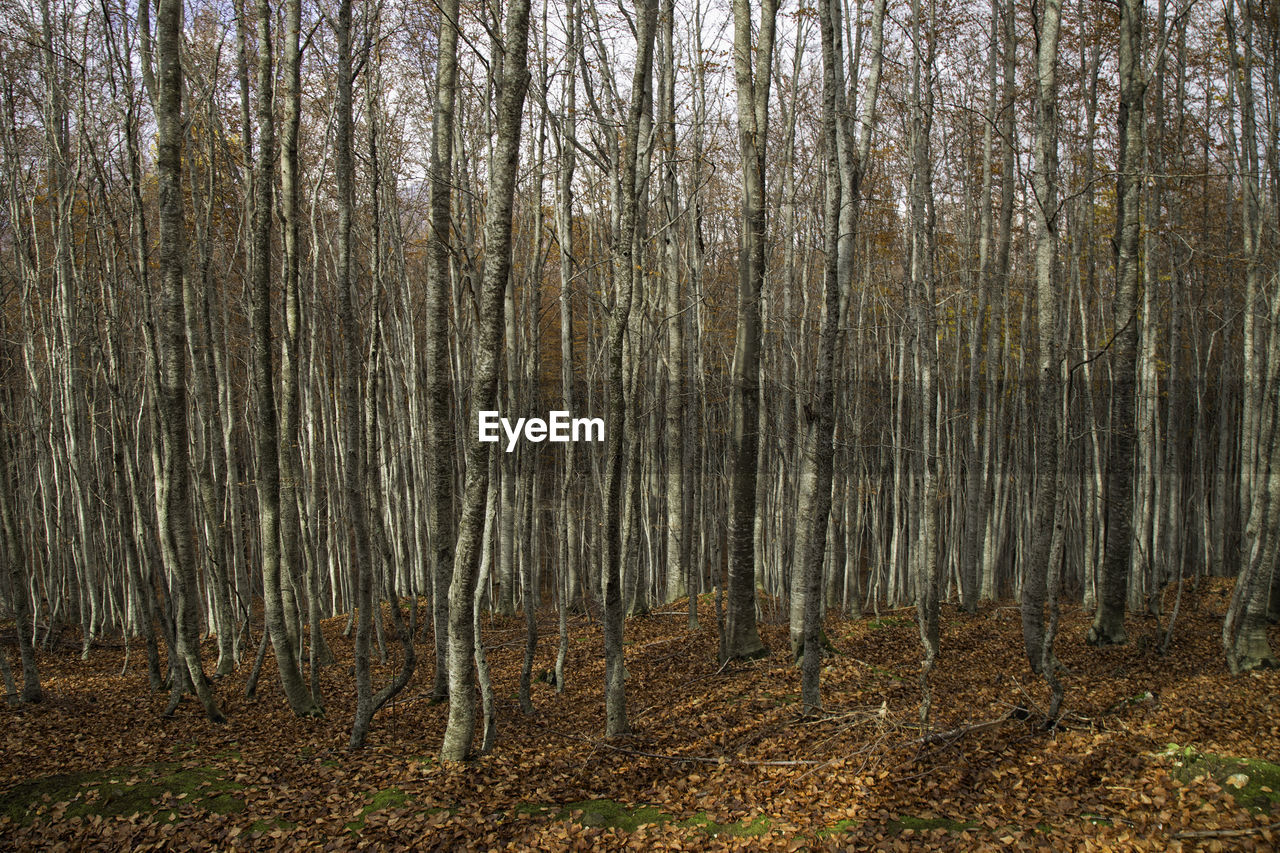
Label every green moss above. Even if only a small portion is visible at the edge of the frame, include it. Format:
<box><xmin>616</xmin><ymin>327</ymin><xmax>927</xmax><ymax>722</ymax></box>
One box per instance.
<box><xmin>514</xmin><ymin>802</ymin><xmax>553</xmax><ymax>817</ymax></box>
<box><xmin>345</xmin><ymin>786</ymin><xmax>411</xmax><ymax>832</ymax></box>
<box><xmin>887</xmin><ymin>816</ymin><xmax>976</xmax><ymax>834</ymax></box>
<box><xmin>1164</xmin><ymin>744</ymin><xmax>1280</xmax><ymax>812</ymax></box>
<box><xmin>562</xmin><ymin>799</ymin><xmax>668</xmax><ymax>831</ymax></box>
<box><xmin>0</xmin><ymin>763</ymin><xmax>245</xmax><ymax>825</ymax></box>
<box><xmin>681</xmin><ymin>811</ymin><xmax>772</xmax><ymax>837</ymax></box>
<box><xmin>868</xmin><ymin>616</ymin><xmax>909</xmax><ymax>630</ymax></box>
<box><xmin>817</xmin><ymin>818</ymin><xmax>860</xmax><ymax>837</ymax></box>
<box><xmin>248</xmin><ymin>818</ymin><xmax>297</xmax><ymax>834</ymax></box>
<box><xmin>862</xmin><ymin>664</ymin><xmax>905</xmax><ymax>682</ymax></box>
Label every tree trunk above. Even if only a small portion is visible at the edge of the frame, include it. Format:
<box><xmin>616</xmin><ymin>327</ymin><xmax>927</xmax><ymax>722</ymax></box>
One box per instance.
<box><xmin>1090</xmin><ymin>0</ymin><xmax>1146</xmax><ymax>647</ymax></box>
<box><xmin>601</xmin><ymin>0</ymin><xmax>658</xmax><ymax>738</ymax></box>
<box><xmin>149</xmin><ymin>0</ymin><xmax>224</xmax><ymax>724</ymax></box>
<box><xmin>426</xmin><ymin>0</ymin><xmax>461</xmax><ymax>703</ymax></box>
<box><xmin>1021</xmin><ymin>0</ymin><xmax>1063</xmax><ymax>675</ymax></box>
<box><xmin>250</xmin><ymin>0</ymin><xmax>319</xmax><ymax>718</ymax></box>
<box><xmin>440</xmin><ymin>0</ymin><xmax>532</xmax><ymax>760</ymax></box>
<box><xmin>724</xmin><ymin>0</ymin><xmax>779</xmax><ymax>662</ymax></box>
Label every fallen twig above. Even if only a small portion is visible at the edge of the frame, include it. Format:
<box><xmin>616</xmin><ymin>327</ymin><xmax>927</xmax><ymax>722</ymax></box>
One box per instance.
<box><xmin>904</xmin><ymin>716</ymin><xmax>1008</xmax><ymax>747</ymax></box>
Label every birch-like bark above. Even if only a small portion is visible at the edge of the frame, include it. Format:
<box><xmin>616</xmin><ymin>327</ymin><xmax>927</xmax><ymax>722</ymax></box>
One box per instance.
<box><xmin>426</xmin><ymin>0</ymin><xmax>461</xmax><ymax>702</ymax></box>
<box><xmin>440</xmin><ymin>0</ymin><xmax>532</xmax><ymax>760</ymax></box>
<box><xmin>250</xmin><ymin>0</ymin><xmax>318</xmax><ymax>718</ymax></box>
<box><xmin>601</xmin><ymin>0</ymin><xmax>658</xmax><ymax>737</ymax></box>
<box><xmin>1090</xmin><ymin>0</ymin><xmax>1146</xmax><ymax>647</ymax></box>
<box><xmin>149</xmin><ymin>0</ymin><xmax>224</xmax><ymax>723</ymax></box>
<box><xmin>1021</xmin><ymin>0</ymin><xmax>1062</xmax><ymax>675</ymax></box>
<box><xmin>724</xmin><ymin>0</ymin><xmax>779</xmax><ymax>662</ymax></box>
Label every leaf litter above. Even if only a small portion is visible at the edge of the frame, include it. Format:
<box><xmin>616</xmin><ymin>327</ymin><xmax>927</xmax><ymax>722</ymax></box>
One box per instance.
<box><xmin>0</xmin><ymin>577</ymin><xmax>1277</xmax><ymax>850</ymax></box>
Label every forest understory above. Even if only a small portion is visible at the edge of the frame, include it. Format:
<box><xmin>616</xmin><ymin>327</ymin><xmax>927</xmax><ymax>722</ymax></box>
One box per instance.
<box><xmin>2</xmin><ymin>577</ymin><xmax>1278</xmax><ymax>851</ymax></box>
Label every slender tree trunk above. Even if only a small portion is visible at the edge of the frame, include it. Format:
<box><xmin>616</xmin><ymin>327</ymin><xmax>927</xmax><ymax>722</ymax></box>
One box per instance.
<box><xmin>660</xmin><ymin>0</ymin><xmax>685</xmax><ymax>606</ymax></box>
<box><xmin>0</xmin><ymin>435</ymin><xmax>40</xmax><ymax>703</ymax></box>
<box><xmin>601</xmin><ymin>0</ymin><xmax>658</xmax><ymax>738</ymax></box>
<box><xmin>1090</xmin><ymin>0</ymin><xmax>1146</xmax><ymax>647</ymax></box>
<box><xmin>1021</xmin><ymin>0</ymin><xmax>1063</xmax><ymax>676</ymax></box>
<box><xmin>426</xmin><ymin>0</ymin><xmax>461</xmax><ymax>703</ymax></box>
<box><xmin>724</xmin><ymin>0</ymin><xmax>779</xmax><ymax>662</ymax></box>
<box><xmin>961</xmin><ymin>0</ymin><xmax>1000</xmax><ymax>613</ymax></box>
<box><xmin>249</xmin><ymin>0</ymin><xmax>319</xmax><ymax>718</ymax></box>
<box><xmin>149</xmin><ymin>0</ymin><xmax>223</xmax><ymax>724</ymax></box>
<box><xmin>440</xmin><ymin>0</ymin><xmax>532</xmax><ymax>760</ymax></box>
<box><xmin>909</xmin><ymin>0</ymin><xmax>940</xmax><ymax>726</ymax></box>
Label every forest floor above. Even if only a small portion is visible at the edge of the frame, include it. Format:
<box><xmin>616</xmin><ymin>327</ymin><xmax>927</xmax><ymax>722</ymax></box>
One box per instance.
<box><xmin>2</xmin><ymin>578</ymin><xmax>1279</xmax><ymax>851</ymax></box>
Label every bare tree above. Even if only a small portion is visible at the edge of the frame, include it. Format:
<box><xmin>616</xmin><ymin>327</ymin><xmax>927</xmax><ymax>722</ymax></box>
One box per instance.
<box><xmin>1089</xmin><ymin>0</ymin><xmax>1147</xmax><ymax>648</ymax></box>
<box><xmin>441</xmin><ymin>0</ymin><xmax>533</xmax><ymax>761</ymax></box>
<box><xmin>724</xmin><ymin>0</ymin><xmax>779</xmax><ymax>662</ymax></box>
<box><xmin>601</xmin><ymin>0</ymin><xmax>659</xmax><ymax>738</ymax></box>
<box><xmin>426</xmin><ymin>0</ymin><xmax>462</xmax><ymax>703</ymax></box>
<box><xmin>145</xmin><ymin>0</ymin><xmax>224</xmax><ymax>723</ymax></box>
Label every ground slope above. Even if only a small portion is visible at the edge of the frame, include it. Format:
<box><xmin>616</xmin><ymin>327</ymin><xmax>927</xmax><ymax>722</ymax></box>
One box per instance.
<box><xmin>1</xmin><ymin>578</ymin><xmax>1277</xmax><ymax>850</ymax></box>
